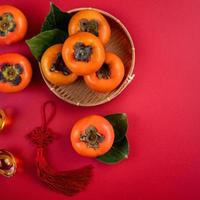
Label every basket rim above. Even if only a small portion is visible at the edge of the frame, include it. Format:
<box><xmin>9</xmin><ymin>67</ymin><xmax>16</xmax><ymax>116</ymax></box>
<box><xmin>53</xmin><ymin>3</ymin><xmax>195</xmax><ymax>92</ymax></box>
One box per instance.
<box><xmin>39</xmin><ymin>7</ymin><xmax>136</xmax><ymax>106</ymax></box>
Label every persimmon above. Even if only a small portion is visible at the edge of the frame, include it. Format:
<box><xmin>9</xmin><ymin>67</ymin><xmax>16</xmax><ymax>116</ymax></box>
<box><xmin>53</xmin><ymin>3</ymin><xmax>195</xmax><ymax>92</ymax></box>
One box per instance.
<box><xmin>84</xmin><ymin>52</ymin><xmax>125</xmax><ymax>93</ymax></box>
<box><xmin>0</xmin><ymin>5</ymin><xmax>28</xmax><ymax>45</ymax></box>
<box><xmin>41</xmin><ymin>44</ymin><xmax>77</xmax><ymax>85</ymax></box>
<box><xmin>68</xmin><ymin>10</ymin><xmax>111</xmax><ymax>45</ymax></box>
<box><xmin>70</xmin><ymin>115</ymin><xmax>115</xmax><ymax>158</ymax></box>
<box><xmin>0</xmin><ymin>53</ymin><xmax>32</xmax><ymax>93</ymax></box>
<box><xmin>62</xmin><ymin>32</ymin><xmax>105</xmax><ymax>76</ymax></box>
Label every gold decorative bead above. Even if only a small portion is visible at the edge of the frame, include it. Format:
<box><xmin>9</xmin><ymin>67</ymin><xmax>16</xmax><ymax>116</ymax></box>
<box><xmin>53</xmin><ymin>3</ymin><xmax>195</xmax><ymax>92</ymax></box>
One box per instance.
<box><xmin>0</xmin><ymin>150</ymin><xmax>17</xmax><ymax>177</ymax></box>
<box><xmin>0</xmin><ymin>109</ymin><xmax>7</xmax><ymax>132</ymax></box>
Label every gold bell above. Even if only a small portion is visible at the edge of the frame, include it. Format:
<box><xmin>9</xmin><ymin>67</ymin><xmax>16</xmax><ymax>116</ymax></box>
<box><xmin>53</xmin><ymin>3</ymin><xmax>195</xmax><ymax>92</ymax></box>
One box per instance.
<box><xmin>0</xmin><ymin>109</ymin><xmax>7</xmax><ymax>132</ymax></box>
<box><xmin>0</xmin><ymin>149</ymin><xmax>17</xmax><ymax>177</ymax></box>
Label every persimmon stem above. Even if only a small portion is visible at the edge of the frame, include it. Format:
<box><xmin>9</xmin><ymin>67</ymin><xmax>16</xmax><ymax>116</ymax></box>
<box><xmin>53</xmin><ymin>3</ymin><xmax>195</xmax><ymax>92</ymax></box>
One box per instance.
<box><xmin>79</xmin><ymin>19</ymin><xmax>99</xmax><ymax>36</ymax></box>
<box><xmin>0</xmin><ymin>13</ymin><xmax>16</xmax><ymax>36</ymax></box>
<box><xmin>0</xmin><ymin>63</ymin><xmax>23</xmax><ymax>85</ymax></box>
<box><xmin>73</xmin><ymin>42</ymin><xmax>93</xmax><ymax>62</ymax></box>
<box><xmin>80</xmin><ymin>126</ymin><xmax>105</xmax><ymax>149</ymax></box>
<box><xmin>96</xmin><ymin>63</ymin><xmax>111</xmax><ymax>79</ymax></box>
<box><xmin>50</xmin><ymin>53</ymin><xmax>71</xmax><ymax>75</ymax></box>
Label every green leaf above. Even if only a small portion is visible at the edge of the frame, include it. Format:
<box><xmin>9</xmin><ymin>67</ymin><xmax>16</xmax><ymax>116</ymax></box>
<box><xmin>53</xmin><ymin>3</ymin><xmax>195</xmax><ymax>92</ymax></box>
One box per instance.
<box><xmin>26</xmin><ymin>29</ymin><xmax>67</xmax><ymax>60</ymax></box>
<box><xmin>105</xmin><ymin>113</ymin><xmax>128</xmax><ymax>143</ymax></box>
<box><xmin>97</xmin><ymin>137</ymin><xmax>129</xmax><ymax>164</ymax></box>
<box><xmin>42</xmin><ymin>2</ymin><xmax>71</xmax><ymax>32</ymax></box>
<box><xmin>97</xmin><ymin>113</ymin><xmax>129</xmax><ymax>164</ymax></box>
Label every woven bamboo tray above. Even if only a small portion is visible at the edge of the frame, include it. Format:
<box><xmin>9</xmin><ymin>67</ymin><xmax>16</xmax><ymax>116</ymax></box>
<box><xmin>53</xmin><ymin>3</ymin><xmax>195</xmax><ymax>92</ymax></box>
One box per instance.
<box><xmin>39</xmin><ymin>7</ymin><xmax>135</xmax><ymax>106</ymax></box>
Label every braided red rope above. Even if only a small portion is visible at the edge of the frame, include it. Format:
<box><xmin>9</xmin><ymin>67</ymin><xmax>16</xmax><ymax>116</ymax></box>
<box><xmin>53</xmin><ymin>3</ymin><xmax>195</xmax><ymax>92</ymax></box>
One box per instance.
<box><xmin>41</xmin><ymin>101</ymin><xmax>56</xmax><ymax>130</ymax></box>
<box><xmin>27</xmin><ymin>101</ymin><xmax>93</xmax><ymax>196</ymax></box>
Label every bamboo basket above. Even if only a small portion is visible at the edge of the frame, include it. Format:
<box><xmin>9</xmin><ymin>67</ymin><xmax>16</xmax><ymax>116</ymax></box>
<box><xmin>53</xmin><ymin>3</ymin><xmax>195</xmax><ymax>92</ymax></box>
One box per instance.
<box><xmin>39</xmin><ymin>7</ymin><xmax>135</xmax><ymax>106</ymax></box>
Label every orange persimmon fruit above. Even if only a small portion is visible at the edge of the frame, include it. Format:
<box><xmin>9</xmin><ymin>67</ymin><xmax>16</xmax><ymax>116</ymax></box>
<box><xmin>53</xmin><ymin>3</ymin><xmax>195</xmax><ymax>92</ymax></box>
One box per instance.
<box><xmin>70</xmin><ymin>115</ymin><xmax>115</xmax><ymax>158</ymax></box>
<box><xmin>68</xmin><ymin>10</ymin><xmax>111</xmax><ymax>45</ymax></box>
<box><xmin>62</xmin><ymin>32</ymin><xmax>105</xmax><ymax>76</ymax></box>
<box><xmin>0</xmin><ymin>53</ymin><xmax>32</xmax><ymax>93</ymax></box>
<box><xmin>84</xmin><ymin>52</ymin><xmax>125</xmax><ymax>93</ymax></box>
<box><xmin>41</xmin><ymin>44</ymin><xmax>77</xmax><ymax>85</ymax></box>
<box><xmin>0</xmin><ymin>5</ymin><xmax>28</xmax><ymax>45</ymax></box>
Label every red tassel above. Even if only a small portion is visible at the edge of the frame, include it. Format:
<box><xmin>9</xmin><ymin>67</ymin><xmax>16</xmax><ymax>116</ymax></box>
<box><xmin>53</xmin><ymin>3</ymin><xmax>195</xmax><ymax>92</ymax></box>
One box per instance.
<box><xmin>27</xmin><ymin>101</ymin><xmax>93</xmax><ymax>196</ymax></box>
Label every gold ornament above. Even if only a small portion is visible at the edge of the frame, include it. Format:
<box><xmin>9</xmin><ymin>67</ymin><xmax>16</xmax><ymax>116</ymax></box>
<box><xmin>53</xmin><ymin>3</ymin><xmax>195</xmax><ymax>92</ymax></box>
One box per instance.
<box><xmin>0</xmin><ymin>149</ymin><xmax>17</xmax><ymax>177</ymax></box>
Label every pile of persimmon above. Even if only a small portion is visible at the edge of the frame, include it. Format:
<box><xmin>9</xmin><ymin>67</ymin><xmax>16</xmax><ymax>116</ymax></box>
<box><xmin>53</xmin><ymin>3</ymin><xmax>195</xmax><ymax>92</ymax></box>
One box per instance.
<box><xmin>0</xmin><ymin>5</ymin><xmax>32</xmax><ymax>93</ymax></box>
<box><xmin>41</xmin><ymin>9</ymin><xmax>125</xmax><ymax>93</ymax></box>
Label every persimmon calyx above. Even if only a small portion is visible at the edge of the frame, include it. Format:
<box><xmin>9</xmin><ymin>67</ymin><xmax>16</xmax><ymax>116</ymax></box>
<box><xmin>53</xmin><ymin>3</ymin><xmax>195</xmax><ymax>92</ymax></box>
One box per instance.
<box><xmin>0</xmin><ymin>13</ymin><xmax>16</xmax><ymax>36</ymax></box>
<box><xmin>50</xmin><ymin>52</ymin><xmax>71</xmax><ymax>76</ymax></box>
<box><xmin>80</xmin><ymin>126</ymin><xmax>105</xmax><ymax>149</ymax></box>
<box><xmin>79</xmin><ymin>19</ymin><xmax>99</xmax><ymax>36</ymax></box>
<box><xmin>0</xmin><ymin>64</ymin><xmax>23</xmax><ymax>85</ymax></box>
<box><xmin>96</xmin><ymin>63</ymin><xmax>111</xmax><ymax>79</ymax></box>
<box><xmin>73</xmin><ymin>42</ymin><xmax>93</xmax><ymax>62</ymax></box>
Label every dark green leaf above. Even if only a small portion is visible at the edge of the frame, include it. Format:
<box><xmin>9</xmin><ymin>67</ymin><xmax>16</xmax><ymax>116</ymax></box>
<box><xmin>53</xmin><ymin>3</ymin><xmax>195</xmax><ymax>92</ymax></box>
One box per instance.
<box><xmin>42</xmin><ymin>2</ymin><xmax>71</xmax><ymax>32</ymax></box>
<box><xmin>105</xmin><ymin>113</ymin><xmax>128</xmax><ymax>143</ymax></box>
<box><xmin>26</xmin><ymin>29</ymin><xmax>67</xmax><ymax>60</ymax></box>
<box><xmin>97</xmin><ymin>137</ymin><xmax>129</xmax><ymax>164</ymax></box>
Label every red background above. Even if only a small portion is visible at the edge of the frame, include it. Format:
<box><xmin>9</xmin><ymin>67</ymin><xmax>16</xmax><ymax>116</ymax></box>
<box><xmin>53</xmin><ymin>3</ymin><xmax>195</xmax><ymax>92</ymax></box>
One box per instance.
<box><xmin>0</xmin><ymin>0</ymin><xmax>200</xmax><ymax>199</ymax></box>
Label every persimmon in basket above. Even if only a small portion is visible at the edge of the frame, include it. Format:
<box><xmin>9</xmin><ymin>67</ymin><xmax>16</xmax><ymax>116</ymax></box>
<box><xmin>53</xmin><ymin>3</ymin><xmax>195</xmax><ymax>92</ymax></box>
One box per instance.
<box><xmin>62</xmin><ymin>32</ymin><xmax>105</xmax><ymax>76</ymax></box>
<box><xmin>41</xmin><ymin>44</ymin><xmax>77</xmax><ymax>85</ymax></box>
<box><xmin>68</xmin><ymin>10</ymin><xmax>111</xmax><ymax>45</ymax></box>
<box><xmin>84</xmin><ymin>52</ymin><xmax>125</xmax><ymax>93</ymax></box>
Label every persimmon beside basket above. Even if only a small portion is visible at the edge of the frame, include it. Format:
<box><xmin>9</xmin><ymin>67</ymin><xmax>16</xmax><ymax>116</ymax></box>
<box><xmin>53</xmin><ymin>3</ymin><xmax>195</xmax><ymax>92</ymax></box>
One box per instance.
<box><xmin>39</xmin><ymin>7</ymin><xmax>135</xmax><ymax>106</ymax></box>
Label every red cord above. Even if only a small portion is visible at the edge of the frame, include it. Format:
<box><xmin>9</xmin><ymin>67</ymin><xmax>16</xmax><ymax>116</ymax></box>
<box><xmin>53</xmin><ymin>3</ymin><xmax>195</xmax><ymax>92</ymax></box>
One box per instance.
<box><xmin>27</xmin><ymin>100</ymin><xmax>93</xmax><ymax>196</ymax></box>
<box><xmin>41</xmin><ymin>101</ymin><xmax>56</xmax><ymax>130</ymax></box>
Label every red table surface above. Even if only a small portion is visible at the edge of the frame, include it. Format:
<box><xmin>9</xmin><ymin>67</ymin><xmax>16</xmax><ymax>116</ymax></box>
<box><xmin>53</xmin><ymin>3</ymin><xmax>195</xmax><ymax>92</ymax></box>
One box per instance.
<box><xmin>1</xmin><ymin>0</ymin><xmax>200</xmax><ymax>199</ymax></box>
